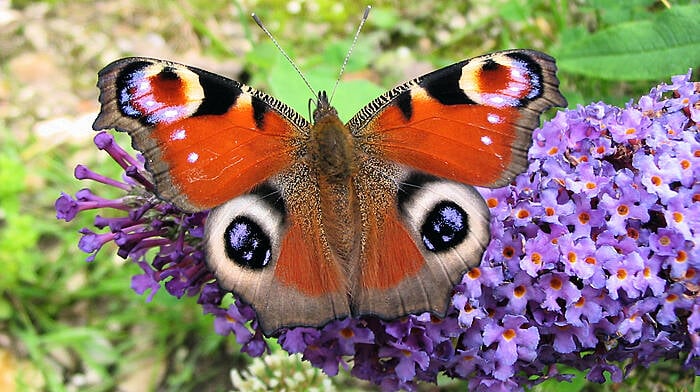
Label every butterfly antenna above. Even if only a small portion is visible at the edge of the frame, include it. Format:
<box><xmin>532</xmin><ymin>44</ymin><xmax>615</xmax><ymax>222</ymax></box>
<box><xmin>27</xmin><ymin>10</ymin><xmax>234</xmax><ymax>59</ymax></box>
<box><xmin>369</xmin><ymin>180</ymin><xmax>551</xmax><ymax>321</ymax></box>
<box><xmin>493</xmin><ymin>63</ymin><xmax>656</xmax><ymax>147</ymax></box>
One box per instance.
<box><xmin>252</xmin><ymin>13</ymin><xmax>316</xmax><ymax>97</ymax></box>
<box><xmin>329</xmin><ymin>5</ymin><xmax>371</xmax><ymax>104</ymax></box>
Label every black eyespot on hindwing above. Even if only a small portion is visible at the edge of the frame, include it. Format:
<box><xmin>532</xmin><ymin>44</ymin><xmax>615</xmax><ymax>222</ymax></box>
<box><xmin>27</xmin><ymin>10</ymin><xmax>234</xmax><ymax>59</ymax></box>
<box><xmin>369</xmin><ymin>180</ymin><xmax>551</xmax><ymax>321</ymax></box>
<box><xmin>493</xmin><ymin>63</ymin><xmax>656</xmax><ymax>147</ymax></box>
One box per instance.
<box><xmin>159</xmin><ymin>66</ymin><xmax>179</xmax><ymax>80</ymax></box>
<box><xmin>224</xmin><ymin>216</ymin><xmax>272</xmax><ymax>269</ymax></box>
<box><xmin>420</xmin><ymin>200</ymin><xmax>470</xmax><ymax>252</ymax></box>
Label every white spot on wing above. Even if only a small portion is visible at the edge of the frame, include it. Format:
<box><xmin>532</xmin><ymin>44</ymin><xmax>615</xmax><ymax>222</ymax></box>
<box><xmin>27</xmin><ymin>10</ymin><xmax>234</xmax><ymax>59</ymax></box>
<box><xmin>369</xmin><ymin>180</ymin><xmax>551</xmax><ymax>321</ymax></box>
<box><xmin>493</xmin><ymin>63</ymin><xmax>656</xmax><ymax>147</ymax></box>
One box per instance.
<box><xmin>187</xmin><ymin>152</ymin><xmax>199</xmax><ymax>163</ymax></box>
<box><xmin>487</xmin><ymin>95</ymin><xmax>505</xmax><ymax>106</ymax></box>
<box><xmin>163</xmin><ymin>109</ymin><xmax>179</xmax><ymax>119</ymax></box>
<box><xmin>481</xmin><ymin>136</ymin><xmax>493</xmax><ymax>145</ymax></box>
<box><xmin>487</xmin><ymin>113</ymin><xmax>502</xmax><ymax>124</ymax></box>
<box><xmin>483</xmin><ymin>93</ymin><xmax>518</xmax><ymax>108</ymax></box>
<box><xmin>171</xmin><ymin>129</ymin><xmax>186</xmax><ymax>140</ymax></box>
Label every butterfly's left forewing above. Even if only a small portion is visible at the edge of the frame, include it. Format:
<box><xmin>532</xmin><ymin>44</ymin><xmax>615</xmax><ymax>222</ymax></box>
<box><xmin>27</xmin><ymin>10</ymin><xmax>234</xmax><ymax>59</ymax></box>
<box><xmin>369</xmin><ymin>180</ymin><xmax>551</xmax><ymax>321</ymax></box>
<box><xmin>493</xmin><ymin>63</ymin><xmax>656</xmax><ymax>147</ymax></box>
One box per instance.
<box><xmin>93</xmin><ymin>57</ymin><xmax>309</xmax><ymax>211</ymax></box>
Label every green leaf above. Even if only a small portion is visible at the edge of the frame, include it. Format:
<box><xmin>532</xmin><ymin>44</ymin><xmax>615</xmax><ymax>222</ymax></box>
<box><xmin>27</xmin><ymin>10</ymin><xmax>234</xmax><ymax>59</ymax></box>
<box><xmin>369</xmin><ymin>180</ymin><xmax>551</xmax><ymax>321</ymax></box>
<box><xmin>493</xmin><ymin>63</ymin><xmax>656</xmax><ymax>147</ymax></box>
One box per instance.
<box><xmin>585</xmin><ymin>0</ymin><xmax>658</xmax><ymax>25</ymax></box>
<box><xmin>0</xmin><ymin>145</ymin><xmax>26</xmax><ymax>213</ymax></box>
<box><xmin>556</xmin><ymin>4</ymin><xmax>700</xmax><ymax>81</ymax></box>
<box><xmin>267</xmin><ymin>57</ymin><xmax>324</xmax><ymax>119</ymax></box>
<box><xmin>0</xmin><ymin>297</ymin><xmax>12</xmax><ymax>320</ymax></box>
<box><xmin>367</xmin><ymin>7</ymin><xmax>400</xmax><ymax>29</ymax></box>
<box><xmin>499</xmin><ymin>0</ymin><xmax>531</xmax><ymax>23</ymax></box>
<box><xmin>331</xmin><ymin>79</ymin><xmax>385</xmax><ymax>122</ymax></box>
<box><xmin>0</xmin><ymin>214</ymin><xmax>39</xmax><ymax>286</ymax></box>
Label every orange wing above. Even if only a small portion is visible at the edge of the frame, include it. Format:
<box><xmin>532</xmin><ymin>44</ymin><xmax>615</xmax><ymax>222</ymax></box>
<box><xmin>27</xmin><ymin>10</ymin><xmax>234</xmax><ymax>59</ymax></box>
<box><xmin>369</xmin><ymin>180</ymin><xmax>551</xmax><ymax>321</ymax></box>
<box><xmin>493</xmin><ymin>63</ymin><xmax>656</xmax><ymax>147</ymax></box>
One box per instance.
<box><xmin>349</xmin><ymin>50</ymin><xmax>567</xmax><ymax>188</ymax></box>
<box><xmin>93</xmin><ymin>57</ymin><xmax>308</xmax><ymax>211</ymax></box>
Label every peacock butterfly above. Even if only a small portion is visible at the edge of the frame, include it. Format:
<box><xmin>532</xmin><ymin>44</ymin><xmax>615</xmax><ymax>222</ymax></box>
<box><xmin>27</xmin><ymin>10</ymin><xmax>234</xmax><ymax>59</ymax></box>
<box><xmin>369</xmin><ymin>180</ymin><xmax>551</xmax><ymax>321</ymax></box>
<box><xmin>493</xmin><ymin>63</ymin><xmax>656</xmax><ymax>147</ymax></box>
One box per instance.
<box><xmin>92</xmin><ymin>27</ymin><xmax>566</xmax><ymax>335</ymax></box>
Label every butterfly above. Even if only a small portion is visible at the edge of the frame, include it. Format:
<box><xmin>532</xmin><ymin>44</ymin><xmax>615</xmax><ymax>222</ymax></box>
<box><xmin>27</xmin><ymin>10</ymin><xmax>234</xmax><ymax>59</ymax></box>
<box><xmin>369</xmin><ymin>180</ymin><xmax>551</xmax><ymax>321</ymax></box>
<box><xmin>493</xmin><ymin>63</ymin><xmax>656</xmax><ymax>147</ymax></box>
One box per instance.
<box><xmin>92</xmin><ymin>49</ymin><xmax>566</xmax><ymax>336</ymax></box>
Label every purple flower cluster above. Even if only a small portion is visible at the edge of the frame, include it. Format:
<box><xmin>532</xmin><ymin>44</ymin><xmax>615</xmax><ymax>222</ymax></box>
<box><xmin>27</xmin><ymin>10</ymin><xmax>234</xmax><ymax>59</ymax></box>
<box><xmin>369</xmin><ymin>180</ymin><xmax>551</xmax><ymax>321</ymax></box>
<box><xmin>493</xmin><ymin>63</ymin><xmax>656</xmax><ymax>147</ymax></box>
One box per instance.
<box><xmin>57</xmin><ymin>73</ymin><xmax>699</xmax><ymax>391</ymax></box>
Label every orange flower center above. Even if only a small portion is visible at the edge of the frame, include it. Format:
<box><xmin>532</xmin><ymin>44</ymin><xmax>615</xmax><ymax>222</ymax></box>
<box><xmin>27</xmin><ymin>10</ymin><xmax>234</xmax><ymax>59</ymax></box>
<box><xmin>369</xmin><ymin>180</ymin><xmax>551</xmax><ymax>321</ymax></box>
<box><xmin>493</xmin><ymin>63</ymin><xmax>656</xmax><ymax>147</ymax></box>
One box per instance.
<box><xmin>578</xmin><ymin>212</ymin><xmax>590</xmax><ymax>224</ymax></box>
<box><xmin>502</xmin><ymin>329</ymin><xmax>516</xmax><ymax>341</ymax></box>
<box><xmin>340</xmin><ymin>327</ymin><xmax>355</xmax><ymax>338</ymax></box>
<box><xmin>617</xmin><ymin>205</ymin><xmax>629</xmax><ymax>216</ymax></box>
<box><xmin>468</xmin><ymin>268</ymin><xmax>481</xmax><ymax>280</ymax></box>
<box><xmin>487</xmin><ymin>198</ymin><xmax>498</xmax><ymax>208</ymax></box>
<box><xmin>550</xmin><ymin>277</ymin><xmax>563</xmax><ymax>290</ymax></box>
<box><xmin>627</xmin><ymin>228</ymin><xmax>640</xmax><ymax>240</ymax></box>
<box><xmin>673</xmin><ymin>212</ymin><xmax>683</xmax><ymax>223</ymax></box>
<box><xmin>514</xmin><ymin>285</ymin><xmax>526</xmax><ymax>298</ymax></box>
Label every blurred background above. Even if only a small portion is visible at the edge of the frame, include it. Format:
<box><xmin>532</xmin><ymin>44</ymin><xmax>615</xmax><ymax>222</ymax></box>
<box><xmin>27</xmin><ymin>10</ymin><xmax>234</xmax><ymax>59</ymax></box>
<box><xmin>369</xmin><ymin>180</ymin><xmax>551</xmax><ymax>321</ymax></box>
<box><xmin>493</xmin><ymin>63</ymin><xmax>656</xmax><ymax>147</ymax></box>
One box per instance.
<box><xmin>1</xmin><ymin>0</ymin><xmax>698</xmax><ymax>390</ymax></box>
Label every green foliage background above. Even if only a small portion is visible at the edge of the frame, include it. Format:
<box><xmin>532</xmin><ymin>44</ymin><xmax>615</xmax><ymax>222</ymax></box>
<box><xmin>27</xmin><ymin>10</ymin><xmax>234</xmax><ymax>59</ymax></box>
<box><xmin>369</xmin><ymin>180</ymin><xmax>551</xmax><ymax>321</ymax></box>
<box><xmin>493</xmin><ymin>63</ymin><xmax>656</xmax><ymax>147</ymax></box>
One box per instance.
<box><xmin>0</xmin><ymin>0</ymin><xmax>698</xmax><ymax>391</ymax></box>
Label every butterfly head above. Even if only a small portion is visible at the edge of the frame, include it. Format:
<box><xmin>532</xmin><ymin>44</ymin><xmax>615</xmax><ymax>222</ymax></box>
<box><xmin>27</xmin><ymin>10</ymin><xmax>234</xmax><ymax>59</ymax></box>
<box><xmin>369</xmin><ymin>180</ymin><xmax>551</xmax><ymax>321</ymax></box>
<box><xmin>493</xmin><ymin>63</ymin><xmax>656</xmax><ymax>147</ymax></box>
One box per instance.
<box><xmin>312</xmin><ymin>90</ymin><xmax>338</xmax><ymax>123</ymax></box>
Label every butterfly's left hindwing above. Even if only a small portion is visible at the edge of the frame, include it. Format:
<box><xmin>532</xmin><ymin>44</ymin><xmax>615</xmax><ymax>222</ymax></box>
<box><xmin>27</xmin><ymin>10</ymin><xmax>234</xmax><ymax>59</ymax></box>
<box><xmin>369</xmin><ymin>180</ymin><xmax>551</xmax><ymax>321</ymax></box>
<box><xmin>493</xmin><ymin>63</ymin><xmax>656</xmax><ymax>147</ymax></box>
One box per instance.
<box><xmin>204</xmin><ymin>179</ymin><xmax>351</xmax><ymax>335</ymax></box>
<box><xmin>93</xmin><ymin>57</ymin><xmax>310</xmax><ymax>211</ymax></box>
